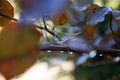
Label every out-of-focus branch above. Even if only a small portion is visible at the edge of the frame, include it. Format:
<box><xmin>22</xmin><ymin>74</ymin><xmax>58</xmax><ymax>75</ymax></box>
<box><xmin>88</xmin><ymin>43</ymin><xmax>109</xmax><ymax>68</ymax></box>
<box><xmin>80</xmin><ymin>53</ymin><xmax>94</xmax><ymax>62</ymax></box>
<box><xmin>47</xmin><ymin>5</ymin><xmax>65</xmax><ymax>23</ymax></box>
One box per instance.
<box><xmin>109</xmin><ymin>13</ymin><xmax>119</xmax><ymax>45</ymax></box>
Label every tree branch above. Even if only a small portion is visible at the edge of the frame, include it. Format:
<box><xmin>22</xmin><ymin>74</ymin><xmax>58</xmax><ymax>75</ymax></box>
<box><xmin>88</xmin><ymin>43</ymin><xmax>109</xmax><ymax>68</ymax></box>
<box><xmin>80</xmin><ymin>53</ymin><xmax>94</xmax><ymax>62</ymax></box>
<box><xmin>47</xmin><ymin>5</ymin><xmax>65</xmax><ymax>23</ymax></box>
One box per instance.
<box><xmin>109</xmin><ymin>13</ymin><xmax>119</xmax><ymax>45</ymax></box>
<box><xmin>39</xmin><ymin>44</ymin><xmax>120</xmax><ymax>56</ymax></box>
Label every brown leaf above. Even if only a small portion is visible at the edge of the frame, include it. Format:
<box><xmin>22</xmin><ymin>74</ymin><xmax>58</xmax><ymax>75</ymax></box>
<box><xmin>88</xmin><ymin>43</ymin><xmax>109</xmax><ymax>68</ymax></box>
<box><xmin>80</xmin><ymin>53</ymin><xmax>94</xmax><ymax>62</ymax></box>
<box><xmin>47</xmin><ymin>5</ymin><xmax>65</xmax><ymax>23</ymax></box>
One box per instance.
<box><xmin>0</xmin><ymin>0</ymin><xmax>14</xmax><ymax>27</ymax></box>
<box><xmin>0</xmin><ymin>50</ymin><xmax>38</xmax><ymax>80</ymax></box>
<box><xmin>84</xmin><ymin>25</ymin><xmax>96</xmax><ymax>39</ymax></box>
<box><xmin>51</xmin><ymin>9</ymin><xmax>68</xmax><ymax>25</ymax></box>
<box><xmin>0</xmin><ymin>21</ymin><xmax>41</xmax><ymax>79</ymax></box>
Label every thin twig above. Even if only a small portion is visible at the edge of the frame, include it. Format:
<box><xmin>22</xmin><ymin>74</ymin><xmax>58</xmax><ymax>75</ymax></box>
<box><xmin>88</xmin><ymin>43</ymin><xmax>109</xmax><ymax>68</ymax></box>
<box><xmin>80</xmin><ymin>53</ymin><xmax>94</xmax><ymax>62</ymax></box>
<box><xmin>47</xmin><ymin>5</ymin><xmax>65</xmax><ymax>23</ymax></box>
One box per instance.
<box><xmin>42</xmin><ymin>16</ymin><xmax>61</xmax><ymax>41</ymax></box>
<box><xmin>109</xmin><ymin>13</ymin><xmax>119</xmax><ymax>44</ymax></box>
<box><xmin>41</xmin><ymin>17</ymin><xmax>50</xmax><ymax>42</ymax></box>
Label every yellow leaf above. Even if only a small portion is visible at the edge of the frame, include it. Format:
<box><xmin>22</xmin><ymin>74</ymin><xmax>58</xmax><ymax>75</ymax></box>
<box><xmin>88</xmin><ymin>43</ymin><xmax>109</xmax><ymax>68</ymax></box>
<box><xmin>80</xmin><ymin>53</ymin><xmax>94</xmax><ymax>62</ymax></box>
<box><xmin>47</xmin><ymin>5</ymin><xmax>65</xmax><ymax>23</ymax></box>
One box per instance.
<box><xmin>0</xmin><ymin>21</ymin><xmax>41</xmax><ymax>79</ymax></box>
<box><xmin>84</xmin><ymin>25</ymin><xmax>96</xmax><ymax>39</ymax></box>
<box><xmin>0</xmin><ymin>0</ymin><xmax>14</xmax><ymax>27</ymax></box>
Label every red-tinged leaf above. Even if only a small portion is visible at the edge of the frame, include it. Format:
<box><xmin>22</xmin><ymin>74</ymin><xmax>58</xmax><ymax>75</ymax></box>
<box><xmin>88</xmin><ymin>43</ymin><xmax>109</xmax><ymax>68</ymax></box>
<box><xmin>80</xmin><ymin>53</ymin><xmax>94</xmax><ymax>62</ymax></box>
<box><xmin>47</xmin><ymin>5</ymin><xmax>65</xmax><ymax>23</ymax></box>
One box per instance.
<box><xmin>84</xmin><ymin>25</ymin><xmax>96</xmax><ymax>39</ymax></box>
<box><xmin>51</xmin><ymin>10</ymin><xmax>68</xmax><ymax>25</ymax></box>
<box><xmin>0</xmin><ymin>0</ymin><xmax>14</xmax><ymax>27</ymax></box>
<box><xmin>112</xmin><ymin>10</ymin><xmax>120</xmax><ymax>26</ymax></box>
<box><xmin>87</xmin><ymin>7</ymin><xmax>112</xmax><ymax>26</ymax></box>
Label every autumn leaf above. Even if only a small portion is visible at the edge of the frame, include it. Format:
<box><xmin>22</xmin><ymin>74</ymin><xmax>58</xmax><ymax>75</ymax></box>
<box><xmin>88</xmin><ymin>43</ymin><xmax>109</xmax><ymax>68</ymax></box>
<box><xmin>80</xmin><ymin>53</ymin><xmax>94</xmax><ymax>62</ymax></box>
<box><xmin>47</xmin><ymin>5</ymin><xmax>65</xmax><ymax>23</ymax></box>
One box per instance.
<box><xmin>0</xmin><ymin>0</ymin><xmax>14</xmax><ymax>27</ymax></box>
<box><xmin>51</xmin><ymin>10</ymin><xmax>68</xmax><ymax>25</ymax></box>
<box><xmin>0</xmin><ymin>50</ymin><xmax>38</xmax><ymax>80</ymax></box>
<box><xmin>83</xmin><ymin>25</ymin><xmax>96</xmax><ymax>39</ymax></box>
<box><xmin>0</xmin><ymin>21</ymin><xmax>41</xmax><ymax>79</ymax></box>
<box><xmin>81</xmin><ymin>4</ymin><xmax>99</xmax><ymax>11</ymax></box>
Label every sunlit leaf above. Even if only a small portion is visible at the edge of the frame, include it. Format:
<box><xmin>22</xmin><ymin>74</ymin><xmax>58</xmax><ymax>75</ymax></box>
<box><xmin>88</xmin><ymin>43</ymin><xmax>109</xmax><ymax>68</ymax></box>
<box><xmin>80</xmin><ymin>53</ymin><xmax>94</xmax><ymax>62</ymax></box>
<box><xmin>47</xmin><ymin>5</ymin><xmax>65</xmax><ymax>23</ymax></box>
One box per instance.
<box><xmin>0</xmin><ymin>21</ymin><xmax>41</xmax><ymax>79</ymax></box>
<box><xmin>84</xmin><ymin>25</ymin><xmax>96</xmax><ymax>39</ymax></box>
<box><xmin>0</xmin><ymin>0</ymin><xmax>14</xmax><ymax>27</ymax></box>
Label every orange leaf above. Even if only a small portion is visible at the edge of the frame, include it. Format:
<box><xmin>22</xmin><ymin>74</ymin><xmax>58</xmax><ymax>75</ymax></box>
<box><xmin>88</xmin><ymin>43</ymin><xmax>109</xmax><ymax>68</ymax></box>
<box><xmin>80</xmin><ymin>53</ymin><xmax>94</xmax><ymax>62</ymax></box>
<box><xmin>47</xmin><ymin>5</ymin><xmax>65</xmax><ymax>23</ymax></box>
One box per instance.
<box><xmin>0</xmin><ymin>0</ymin><xmax>14</xmax><ymax>27</ymax></box>
<box><xmin>84</xmin><ymin>25</ymin><xmax>96</xmax><ymax>39</ymax></box>
<box><xmin>0</xmin><ymin>21</ymin><xmax>41</xmax><ymax>79</ymax></box>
